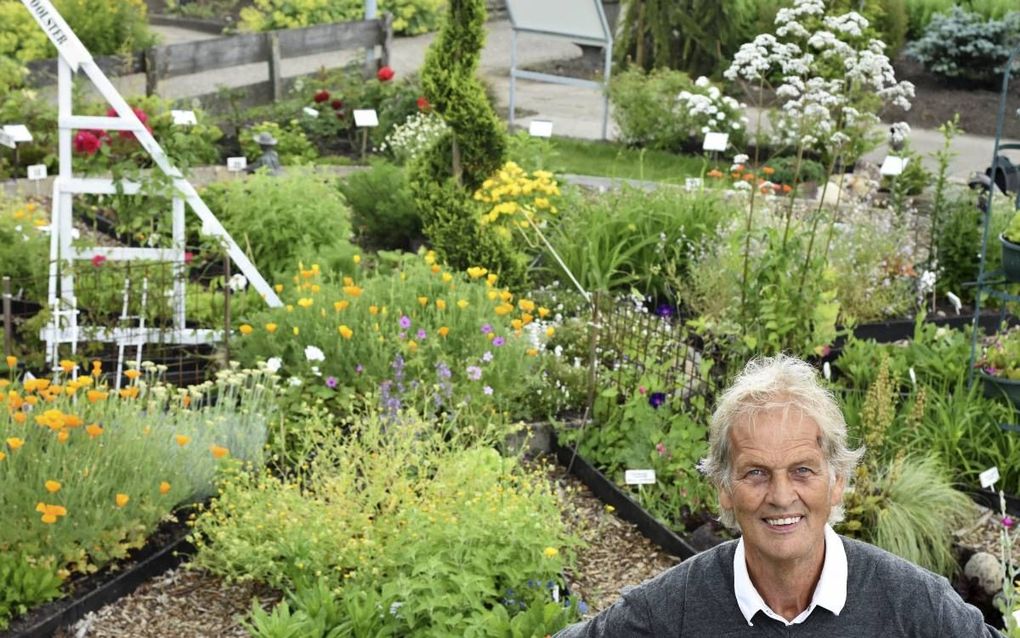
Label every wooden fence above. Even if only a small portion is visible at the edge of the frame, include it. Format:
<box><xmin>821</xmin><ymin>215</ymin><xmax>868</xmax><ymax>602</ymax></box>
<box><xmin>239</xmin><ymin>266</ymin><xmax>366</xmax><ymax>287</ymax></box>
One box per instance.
<box><xmin>25</xmin><ymin>15</ymin><xmax>393</xmax><ymax>108</ymax></box>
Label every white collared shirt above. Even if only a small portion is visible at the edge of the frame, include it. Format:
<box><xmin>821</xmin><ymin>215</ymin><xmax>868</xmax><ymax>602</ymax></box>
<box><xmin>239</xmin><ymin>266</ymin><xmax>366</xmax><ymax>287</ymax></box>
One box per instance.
<box><xmin>732</xmin><ymin>524</ymin><xmax>848</xmax><ymax>626</ymax></box>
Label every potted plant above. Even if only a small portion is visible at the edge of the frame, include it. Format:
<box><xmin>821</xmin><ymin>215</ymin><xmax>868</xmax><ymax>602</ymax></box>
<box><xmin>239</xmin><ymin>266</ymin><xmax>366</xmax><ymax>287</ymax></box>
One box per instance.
<box><xmin>977</xmin><ymin>328</ymin><xmax>1020</xmax><ymax>407</ymax></box>
<box><xmin>999</xmin><ymin>211</ymin><xmax>1020</xmax><ymax>282</ymax></box>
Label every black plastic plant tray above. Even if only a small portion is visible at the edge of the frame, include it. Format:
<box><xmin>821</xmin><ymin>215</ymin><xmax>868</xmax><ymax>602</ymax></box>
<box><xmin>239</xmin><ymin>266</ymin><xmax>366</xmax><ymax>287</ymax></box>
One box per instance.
<box><xmin>1</xmin><ymin>514</ymin><xmax>196</xmax><ymax>638</ymax></box>
<box><xmin>552</xmin><ymin>434</ymin><xmax>699</xmax><ymax>561</ymax></box>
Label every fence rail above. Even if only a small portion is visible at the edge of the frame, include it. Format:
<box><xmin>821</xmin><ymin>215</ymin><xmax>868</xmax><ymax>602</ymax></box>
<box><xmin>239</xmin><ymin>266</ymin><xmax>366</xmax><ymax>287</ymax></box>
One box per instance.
<box><xmin>25</xmin><ymin>15</ymin><xmax>393</xmax><ymax>106</ymax></box>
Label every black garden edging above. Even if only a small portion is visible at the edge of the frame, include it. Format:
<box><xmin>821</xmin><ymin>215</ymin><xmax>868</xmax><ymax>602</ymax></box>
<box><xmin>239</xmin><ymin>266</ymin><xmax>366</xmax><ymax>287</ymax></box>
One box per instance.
<box><xmin>834</xmin><ymin>310</ymin><xmax>1016</xmax><ymax>352</ymax></box>
<box><xmin>551</xmin><ymin>434</ymin><xmax>700</xmax><ymax>561</ymax></box>
<box><xmin>1</xmin><ymin>512</ymin><xmax>197</xmax><ymax>638</ymax></box>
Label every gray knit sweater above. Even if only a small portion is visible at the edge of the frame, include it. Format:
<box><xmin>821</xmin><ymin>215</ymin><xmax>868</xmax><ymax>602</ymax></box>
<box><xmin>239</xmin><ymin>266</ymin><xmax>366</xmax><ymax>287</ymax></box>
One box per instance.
<box><xmin>556</xmin><ymin>536</ymin><xmax>1002</xmax><ymax>637</ymax></box>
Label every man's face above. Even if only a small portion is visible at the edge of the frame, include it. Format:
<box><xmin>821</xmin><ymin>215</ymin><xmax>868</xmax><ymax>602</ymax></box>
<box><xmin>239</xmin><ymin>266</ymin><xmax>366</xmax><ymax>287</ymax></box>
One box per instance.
<box><xmin>719</xmin><ymin>410</ymin><xmax>844</xmax><ymax>571</ymax></box>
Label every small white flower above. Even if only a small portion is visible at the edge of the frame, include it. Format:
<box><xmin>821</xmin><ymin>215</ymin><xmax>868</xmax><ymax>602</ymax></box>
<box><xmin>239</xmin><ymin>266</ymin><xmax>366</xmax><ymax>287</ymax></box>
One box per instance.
<box><xmin>908</xmin><ymin>367</ymin><xmax>917</xmax><ymax>387</ymax></box>
<box><xmin>823</xmin><ymin>361</ymin><xmax>831</xmax><ymax>380</ymax></box>
<box><xmin>304</xmin><ymin>345</ymin><xmax>325</xmax><ymax>362</ymax></box>
<box><xmin>946</xmin><ymin>292</ymin><xmax>962</xmax><ymax>314</ymax></box>
<box><xmin>227</xmin><ymin>274</ymin><xmax>248</xmax><ymax>292</ymax></box>
<box><xmin>266</xmin><ymin>357</ymin><xmax>282</xmax><ymax>373</ymax></box>
<box><xmin>288</xmin><ymin>377</ymin><xmax>302</xmax><ymax>387</ymax></box>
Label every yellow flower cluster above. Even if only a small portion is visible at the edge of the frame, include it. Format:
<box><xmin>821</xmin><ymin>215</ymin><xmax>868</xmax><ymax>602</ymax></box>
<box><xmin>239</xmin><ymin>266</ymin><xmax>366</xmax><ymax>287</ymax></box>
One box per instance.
<box><xmin>473</xmin><ymin>161</ymin><xmax>561</xmax><ymax>232</ymax></box>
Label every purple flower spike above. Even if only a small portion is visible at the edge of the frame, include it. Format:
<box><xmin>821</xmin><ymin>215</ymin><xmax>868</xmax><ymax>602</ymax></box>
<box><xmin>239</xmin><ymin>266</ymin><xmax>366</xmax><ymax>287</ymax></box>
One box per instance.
<box><xmin>1004</xmin><ymin>515</ymin><xmax>1015</xmax><ymax>529</ymax></box>
<box><xmin>655</xmin><ymin>303</ymin><xmax>674</xmax><ymax>318</ymax></box>
<box><xmin>399</xmin><ymin>315</ymin><xmax>412</xmax><ymax>329</ymax></box>
<box><xmin>325</xmin><ymin>376</ymin><xmax>338</xmax><ymax>389</ymax></box>
<box><xmin>648</xmin><ymin>392</ymin><xmax>667</xmax><ymax>409</ymax></box>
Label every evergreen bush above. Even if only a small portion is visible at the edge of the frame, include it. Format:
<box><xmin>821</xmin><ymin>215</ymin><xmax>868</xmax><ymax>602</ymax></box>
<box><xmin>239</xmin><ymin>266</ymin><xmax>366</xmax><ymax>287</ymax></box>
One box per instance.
<box><xmin>907</xmin><ymin>7</ymin><xmax>1020</xmax><ymax>85</ymax></box>
<box><xmin>411</xmin><ymin>0</ymin><xmax>526</xmax><ymax>289</ymax></box>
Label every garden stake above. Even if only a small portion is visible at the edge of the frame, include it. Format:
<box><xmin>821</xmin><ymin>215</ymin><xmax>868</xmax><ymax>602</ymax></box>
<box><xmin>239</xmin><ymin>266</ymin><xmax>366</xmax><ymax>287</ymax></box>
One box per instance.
<box><xmin>224</xmin><ymin>254</ymin><xmax>231</xmax><ymax>364</ymax></box>
<box><xmin>2</xmin><ymin>276</ymin><xmax>10</xmax><ymax>358</ymax></box>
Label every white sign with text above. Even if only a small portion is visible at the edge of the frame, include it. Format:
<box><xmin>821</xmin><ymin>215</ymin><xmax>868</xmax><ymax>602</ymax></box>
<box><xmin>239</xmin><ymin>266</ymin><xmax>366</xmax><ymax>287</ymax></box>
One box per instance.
<box><xmin>980</xmin><ymin>466</ymin><xmax>1000</xmax><ymax>489</ymax></box>
<box><xmin>3</xmin><ymin>125</ymin><xmax>32</xmax><ymax>143</ymax></box>
<box><xmin>880</xmin><ymin>155</ymin><xmax>909</xmax><ymax>176</ymax></box>
<box><xmin>529</xmin><ymin>120</ymin><xmax>554</xmax><ymax>138</ymax></box>
<box><xmin>226</xmin><ymin>156</ymin><xmax>247</xmax><ymax>172</ymax></box>
<box><xmin>170</xmin><ymin>110</ymin><xmax>197</xmax><ymax>126</ymax></box>
<box><xmin>703</xmin><ymin>132</ymin><xmax>729</xmax><ymax>152</ymax></box>
<box><xmin>353</xmin><ymin>109</ymin><xmax>379</xmax><ymax>127</ymax></box>
<box><xmin>624</xmin><ymin>469</ymin><xmax>657</xmax><ymax>485</ymax></box>
<box><xmin>27</xmin><ymin>164</ymin><xmax>47</xmax><ymax>180</ymax></box>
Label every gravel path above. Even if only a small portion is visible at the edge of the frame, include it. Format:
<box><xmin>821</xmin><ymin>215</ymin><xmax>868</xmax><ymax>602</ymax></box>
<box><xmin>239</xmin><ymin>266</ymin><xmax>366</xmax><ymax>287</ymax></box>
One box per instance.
<box><xmin>55</xmin><ymin>456</ymin><xmax>678</xmax><ymax>636</ymax></box>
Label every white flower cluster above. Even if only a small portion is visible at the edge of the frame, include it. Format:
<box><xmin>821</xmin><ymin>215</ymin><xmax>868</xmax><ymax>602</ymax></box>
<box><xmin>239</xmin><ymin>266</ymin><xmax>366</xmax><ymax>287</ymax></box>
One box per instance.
<box><xmin>379</xmin><ymin>111</ymin><xmax>449</xmax><ymax>164</ymax></box>
<box><xmin>889</xmin><ymin>121</ymin><xmax>911</xmax><ymax>147</ymax></box>
<box><xmin>676</xmin><ymin>76</ymin><xmax>747</xmax><ymax>137</ymax></box>
<box><xmin>725</xmin><ymin>0</ymin><xmax>914</xmax><ymax>154</ymax></box>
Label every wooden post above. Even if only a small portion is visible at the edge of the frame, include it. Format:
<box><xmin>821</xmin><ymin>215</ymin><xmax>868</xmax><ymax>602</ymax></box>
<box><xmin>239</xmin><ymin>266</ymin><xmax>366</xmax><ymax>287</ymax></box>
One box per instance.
<box><xmin>267</xmin><ymin>32</ymin><xmax>283</xmax><ymax>102</ymax></box>
<box><xmin>144</xmin><ymin>47</ymin><xmax>161</xmax><ymax>97</ymax></box>
<box><xmin>223</xmin><ymin>255</ymin><xmax>231</xmax><ymax>363</ymax></box>
<box><xmin>2</xmin><ymin>277</ymin><xmax>11</xmax><ymax>358</ymax></box>
<box><xmin>380</xmin><ymin>13</ymin><xmax>393</xmax><ymax>68</ymax></box>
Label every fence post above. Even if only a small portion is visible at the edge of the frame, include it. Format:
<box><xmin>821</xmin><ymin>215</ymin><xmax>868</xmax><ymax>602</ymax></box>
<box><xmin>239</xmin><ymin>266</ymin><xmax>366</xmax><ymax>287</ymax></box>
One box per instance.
<box><xmin>267</xmin><ymin>32</ymin><xmax>283</xmax><ymax>102</ymax></box>
<box><xmin>2</xmin><ymin>277</ymin><xmax>11</xmax><ymax>358</ymax></box>
<box><xmin>144</xmin><ymin>47</ymin><xmax>161</xmax><ymax>97</ymax></box>
<box><xmin>364</xmin><ymin>0</ymin><xmax>378</xmax><ymax>69</ymax></box>
<box><xmin>223</xmin><ymin>255</ymin><xmax>231</xmax><ymax>364</ymax></box>
<box><xmin>380</xmin><ymin>13</ymin><xmax>393</xmax><ymax>69</ymax></box>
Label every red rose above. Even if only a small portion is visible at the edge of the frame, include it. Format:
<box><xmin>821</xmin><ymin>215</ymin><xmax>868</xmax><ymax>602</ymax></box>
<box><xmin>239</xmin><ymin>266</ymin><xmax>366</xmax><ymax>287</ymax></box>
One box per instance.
<box><xmin>91</xmin><ymin>254</ymin><xmax>107</xmax><ymax>268</ymax></box>
<box><xmin>184</xmin><ymin>251</ymin><xmax>194</xmax><ymax>264</ymax></box>
<box><xmin>73</xmin><ymin>131</ymin><xmax>102</xmax><ymax>156</ymax></box>
<box><xmin>106</xmin><ymin>107</ymin><xmax>151</xmax><ymax>140</ymax></box>
<box><xmin>377</xmin><ymin>66</ymin><xmax>395</xmax><ymax>82</ymax></box>
<box><xmin>331</xmin><ymin>98</ymin><xmax>344</xmax><ymax>110</ymax></box>
<box><xmin>416</xmin><ymin>96</ymin><xmax>430</xmax><ymax>111</ymax></box>
<box><xmin>313</xmin><ymin>89</ymin><xmax>330</xmax><ymax>103</ymax></box>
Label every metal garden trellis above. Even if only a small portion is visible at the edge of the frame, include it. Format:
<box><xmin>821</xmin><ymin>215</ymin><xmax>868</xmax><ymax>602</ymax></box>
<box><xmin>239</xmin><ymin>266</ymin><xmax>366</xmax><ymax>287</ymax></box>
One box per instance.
<box><xmin>19</xmin><ymin>0</ymin><xmax>283</xmax><ymax>370</ymax></box>
<box><xmin>967</xmin><ymin>44</ymin><xmax>1020</xmax><ymax>428</ymax></box>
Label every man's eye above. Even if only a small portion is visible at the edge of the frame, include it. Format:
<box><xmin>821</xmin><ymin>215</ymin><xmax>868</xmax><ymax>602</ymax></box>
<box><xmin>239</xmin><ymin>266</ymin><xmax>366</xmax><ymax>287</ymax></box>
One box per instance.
<box><xmin>746</xmin><ymin>469</ymin><xmax>765</xmax><ymax>478</ymax></box>
<box><xmin>795</xmin><ymin>467</ymin><xmax>814</xmax><ymax>475</ymax></box>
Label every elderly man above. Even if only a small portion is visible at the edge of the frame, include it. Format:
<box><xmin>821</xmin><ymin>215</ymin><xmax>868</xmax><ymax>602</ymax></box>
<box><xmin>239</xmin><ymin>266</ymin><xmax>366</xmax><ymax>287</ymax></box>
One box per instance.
<box><xmin>556</xmin><ymin>354</ymin><xmax>1001</xmax><ymax>637</ymax></box>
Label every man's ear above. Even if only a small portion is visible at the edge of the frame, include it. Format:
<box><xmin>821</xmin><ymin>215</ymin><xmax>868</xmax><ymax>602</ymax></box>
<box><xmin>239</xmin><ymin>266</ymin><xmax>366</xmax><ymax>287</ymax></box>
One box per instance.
<box><xmin>830</xmin><ymin>473</ymin><xmax>845</xmax><ymax>506</ymax></box>
<box><xmin>719</xmin><ymin>485</ymin><xmax>733</xmax><ymax>511</ymax></box>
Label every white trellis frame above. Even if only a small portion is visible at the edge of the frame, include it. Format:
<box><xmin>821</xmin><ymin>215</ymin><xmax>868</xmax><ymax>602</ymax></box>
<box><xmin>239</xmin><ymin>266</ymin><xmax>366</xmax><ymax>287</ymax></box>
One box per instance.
<box><xmin>20</xmin><ymin>0</ymin><xmax>283</xmax><ymax>367</ymax></box>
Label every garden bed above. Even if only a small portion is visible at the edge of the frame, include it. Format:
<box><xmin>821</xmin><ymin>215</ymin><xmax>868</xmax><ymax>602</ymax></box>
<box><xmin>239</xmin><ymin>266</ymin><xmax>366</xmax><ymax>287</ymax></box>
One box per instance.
<box><xmin>1</xmin><ymin>506</ymin><xmax>198</xmax><ymax>638</ymax></box>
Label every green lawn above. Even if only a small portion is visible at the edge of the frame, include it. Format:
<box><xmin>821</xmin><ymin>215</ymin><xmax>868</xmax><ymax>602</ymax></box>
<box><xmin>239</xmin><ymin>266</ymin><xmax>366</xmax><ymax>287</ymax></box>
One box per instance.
<box><xmin>545</xmin><ymin>137</ymin><xmax>722</xmax><ymax>184</ymax></box>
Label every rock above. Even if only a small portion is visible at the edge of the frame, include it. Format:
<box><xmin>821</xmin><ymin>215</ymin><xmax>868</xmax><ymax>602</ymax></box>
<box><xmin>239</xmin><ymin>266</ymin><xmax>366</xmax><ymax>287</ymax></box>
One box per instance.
<box><xmin>964</xmin><ymin>551</ymin><xmax>1004</xmax><ymax>595</ymax></box>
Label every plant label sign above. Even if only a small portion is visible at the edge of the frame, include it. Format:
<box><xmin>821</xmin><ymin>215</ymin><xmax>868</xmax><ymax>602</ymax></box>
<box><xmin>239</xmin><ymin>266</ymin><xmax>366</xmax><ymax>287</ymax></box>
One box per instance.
<box><xmin>625</xmin><ymin>469</ymin><xmax>656</xmax><ymax>485</ymax></box>
<box><xmin>170</xmin><ymin>110</ymin><xmax>197</xmax><ymax>126</ymax></box>
<box><xmin>702</xmin><ymin>132</ymin><xmax>728</xmax><ymax>152</ymax></box>
<box><xmin>3</xmin><ymin>124</ymin><xmax>32</xmax><ymax>143</ymax></box>
<box><xmin>980</xmin><ymin>466</ymin><xmax>1000</xmax><ymax>489</ymax></box>
<box><xmin>353</xmin><ymin>109</ymin><xmax>379</xmax><ymax>127</ymax></box>
<box><xmin>879</xmin><ymin>155</ymin><xmax>909</xmax><ymax>176</ymax></box>
<box><xmin>27</xmin><ymin>164</ymin><xmax>47</xmax><ymax>180</ymax></box>
<box><xmin>685</xmin><ymin>177</ymin><xmax>702</xmax><ymax>192</ymax></box>
<box><xmin>226</xmin><ymin>156</ymin><xmax>247</xmax><ymax>172</ymax></box>
<box><xmin>302</xmin><ymin>107</ymin><xmax>320</xmax><ymax>119</ymax></box>
<box><xmin>0</xmin><ymin>130</ymin><xmax>13</xmax><ymax>149</ymax></box>
<box><xmin>529</xmin><ymin>120</ymin><xmax>553</xmax><ymax>138</ymax></box>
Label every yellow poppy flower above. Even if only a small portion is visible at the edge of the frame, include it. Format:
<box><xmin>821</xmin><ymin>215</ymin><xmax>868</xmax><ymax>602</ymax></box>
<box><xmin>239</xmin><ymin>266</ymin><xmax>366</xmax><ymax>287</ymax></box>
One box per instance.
<box><xmin>239</xmin><ymin>324</ymin><xmax>254</xmax><ymax>335</ymax></box>
<box><xmin>297</xmin><ymin>298</ymin><xmax>313</xmax><ymax>309</ymax></box>
<box><xmin>436</xmin><ymin>299</ymin><xmax>447</xmax><ymax>310</ymax></box>
<box><xmin>210</xmin><ymin>444</ymin><xmax>229</xmax><ymax>459</ymax></box>
<box><xmin>438</xmin><ymin>326</ymin><xmax>449</xmax><ymax>337</ymax></box>
<box><xmin>160</xmin><ymin>481</ymin><xmax>171</xmax><ymax>495</ymax></box>
<box><xmin>85</xmin><ymin>424</ymin><xmax>103</xmax><ymax>438</ymax></box>
<box><xmin>59</xmin><ymin>359</ymin><xmax>77</xmax><ymax>374</ymax></box>
<box><xmin>124</xmin><ymin>369</ymin><xmax>140</xmax><ymax>380</ymax></box>
<box><xmin>115</xmin><ymin>493</ymin><xmax>129</xmax><ymax>508</ymax></box>
<box><xmin>45</xmin><ymin>480</ymin><xmax>61</xmax><ymax>493</ymax></box>
<box><xmin>457</xmin><ymin>299</ymin><xmax>469</xmax><ymax>309</ymax></box>
<box><xmin>175</xmin><ymin>434</ymin><xmax>191</xmax><ymax>447</ymax></box>
<box><xmin>6</xmin><ymin>437</ymin><xmax>24</xmax><ymax>450</ymax></box>
<box><xmin>265</xmin><ymin>323</ymin><xmax>278</xmax><ymax>333</ymax></box>
<box><xmin>338</xmin><ymin>325</ymin><xmax>353</xmax><ymax>340</ymax></box>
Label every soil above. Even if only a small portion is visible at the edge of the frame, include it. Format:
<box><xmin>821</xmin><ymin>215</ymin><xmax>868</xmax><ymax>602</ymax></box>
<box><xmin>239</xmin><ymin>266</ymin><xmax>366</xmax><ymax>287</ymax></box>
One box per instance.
<box><xmin>886</xmin><ymin>54</ymin><xmax>1020</xmax><ymax>140</ymax></box>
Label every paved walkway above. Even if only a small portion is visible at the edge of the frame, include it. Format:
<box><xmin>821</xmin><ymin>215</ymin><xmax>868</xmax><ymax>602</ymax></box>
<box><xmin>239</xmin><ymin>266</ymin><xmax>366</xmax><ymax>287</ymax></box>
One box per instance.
<box><xmin>144</xmin><ymin>18</ymin><xmax>1016</xmax><ymax>181</ymax></box>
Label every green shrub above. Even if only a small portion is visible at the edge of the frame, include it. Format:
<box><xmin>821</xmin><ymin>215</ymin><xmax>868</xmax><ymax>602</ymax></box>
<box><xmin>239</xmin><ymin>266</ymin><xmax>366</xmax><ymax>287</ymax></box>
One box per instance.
<box><xmin>0</xmin><ymin>0</ymin><xmax>153</xmax><ymax>61</ymax></box>
<box><xmin>240</xmin><ymin>121</ymin><xmax>318</xmax><ymax>166</ymax></box>
<box><xmin>0</xmin><ymin>553</ymin><xmax>62</xmax><ymax>630</ymax></box>
<box><xmin>545</xmin><ymin>186</ymin><xmax>736</xmax><ymax>302</ymax></box>
<box><xmin>763</xmin><ymin>156</ymin><xmax>827</xmax><ymax>187</ymax></box>
<box><xmin>202</xmin><ymin>171</ymin><xmax>355</xmax><ymax>279</ymax></box>
<box><xmin>191</xmin><ymin>410</ymin><xmax>578</xmax><ymax>635</ymax></box>
<box><xmin>0</xmin><ymin>197</ymin><xmax>49</xmax><ymax>305</ymax></box>
<box><xmin>239</xmin><ymin>0</ymin><xmax>445</xmax><ymax>35</ymax></box>
<box><xmin>0</xmin><ymin>90</ymin><xmax>57</xmax><ymax>180</ymax></box>
<box><xmin>412</xmin><ymin>0</ymin><xmax>524</xmax><ymax>289</ymax></box>
<box><xmin>907</xmin><ymin>7</ymin><xmax>1020</xmax><ymax>85</ymax></box>
<box><xmin>609</xmin><ymin>69</ymin><xmax>748</xmax><ymax>152</ymax></box>
<box><xmin>339</xmin><ymin>161</ymin><xmax>422</xmax><ymax>251</ymax></box>
<box><xmin>614</xmin><ymin>0</ymin><xmax>754</xmax><ymax>76</ymax></box>
<box><xmin>905</xmin><ymin>0</ymin><xmax>1020</xmax><ymax>37</ymax></box>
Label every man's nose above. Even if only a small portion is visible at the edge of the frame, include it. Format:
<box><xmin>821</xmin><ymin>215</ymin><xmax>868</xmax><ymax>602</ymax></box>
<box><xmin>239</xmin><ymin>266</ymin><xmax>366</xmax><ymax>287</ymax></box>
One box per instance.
<box><xmin>767</xmin><ymin>474</ymin><xmax>797</xmax><ymax>508</ymax></box>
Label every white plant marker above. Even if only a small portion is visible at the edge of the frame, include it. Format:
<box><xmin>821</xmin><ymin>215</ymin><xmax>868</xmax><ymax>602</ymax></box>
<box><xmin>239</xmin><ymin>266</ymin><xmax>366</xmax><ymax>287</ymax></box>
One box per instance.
<box><xmin>528</xmin><ymin>120</ymin><xmax>553</xmax><ymax>138</ymax></box>
<box><xmin>20</xmin><ymin>0</ymin><xmax>281</xmax><ymax>366</ymax></box>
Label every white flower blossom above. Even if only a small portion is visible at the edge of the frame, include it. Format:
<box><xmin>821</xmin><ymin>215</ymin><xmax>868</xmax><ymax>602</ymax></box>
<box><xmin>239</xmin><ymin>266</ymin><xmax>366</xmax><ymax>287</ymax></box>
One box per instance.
<box><xmin>304</xmin><ymin>345</ymin><xmax>325</xmax><ymax>362</ymax></box>
<box><xmin>266</xmin><ymin>357</ymin><xmax>282</xmax><ymax>373</ymax></box>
